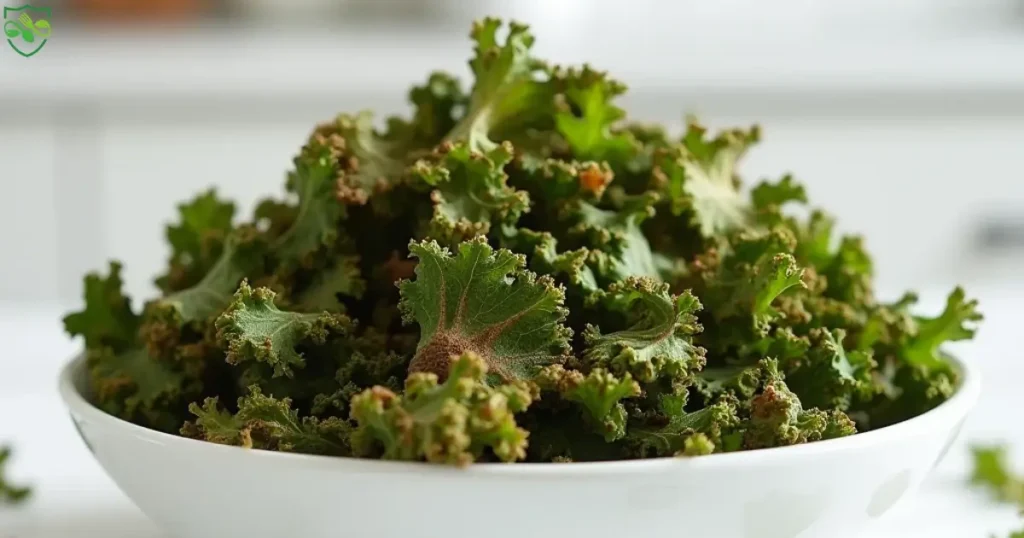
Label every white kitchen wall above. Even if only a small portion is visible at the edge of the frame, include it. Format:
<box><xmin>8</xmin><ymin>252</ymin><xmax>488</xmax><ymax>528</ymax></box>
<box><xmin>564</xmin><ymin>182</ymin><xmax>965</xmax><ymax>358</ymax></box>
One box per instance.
<box><xmin>0</xmin><ymin>126</ymin><xmax>58</xmax><ymax>302</ymax></box>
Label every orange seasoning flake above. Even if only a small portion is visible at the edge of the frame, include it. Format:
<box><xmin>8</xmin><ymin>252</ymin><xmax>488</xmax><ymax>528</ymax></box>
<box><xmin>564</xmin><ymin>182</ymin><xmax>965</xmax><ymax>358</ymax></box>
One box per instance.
<box><xmin>578</xmin><ymin>164</ymin><xmax>612</xmax><ymax>196</ymax></box>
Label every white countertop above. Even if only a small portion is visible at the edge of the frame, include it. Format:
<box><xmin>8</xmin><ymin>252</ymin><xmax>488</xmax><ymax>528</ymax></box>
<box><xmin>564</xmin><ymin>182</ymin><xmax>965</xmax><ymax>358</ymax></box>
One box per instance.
<box><xmin>1</xmin><ymin>286</ymin><xmax>1023</xmax><ymax>537</ymax></box>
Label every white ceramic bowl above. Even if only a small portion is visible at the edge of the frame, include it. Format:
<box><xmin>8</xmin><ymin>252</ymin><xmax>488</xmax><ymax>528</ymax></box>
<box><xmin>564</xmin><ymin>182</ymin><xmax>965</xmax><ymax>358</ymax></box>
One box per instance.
<box><xmin>59</xmin><ymin>354</ymin><xmax>979</xmax><ymax>538</ymax></box>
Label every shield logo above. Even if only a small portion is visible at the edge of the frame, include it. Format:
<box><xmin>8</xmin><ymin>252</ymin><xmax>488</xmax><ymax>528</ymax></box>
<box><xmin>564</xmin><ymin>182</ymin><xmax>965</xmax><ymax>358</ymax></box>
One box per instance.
<box><xmin>4</xmin><ymin>5</ymin><xmax>51</xmax><ymax>58</ymax></box>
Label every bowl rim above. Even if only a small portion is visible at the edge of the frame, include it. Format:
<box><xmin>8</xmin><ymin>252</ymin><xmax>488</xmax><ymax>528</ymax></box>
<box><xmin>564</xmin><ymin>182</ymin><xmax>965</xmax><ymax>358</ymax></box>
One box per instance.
<box><xmin>58</xmin><ymin>352</ymin><xmax>980</xmax><ymax>476</ymax></box>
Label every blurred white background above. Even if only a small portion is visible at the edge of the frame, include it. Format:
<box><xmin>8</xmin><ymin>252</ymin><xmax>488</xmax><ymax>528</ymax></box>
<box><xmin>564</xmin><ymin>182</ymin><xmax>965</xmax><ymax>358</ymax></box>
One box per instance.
<box><xmin>2</xmin><ymin>0</ymin><xmax>1024</xmax><ymax>306</ymax></box>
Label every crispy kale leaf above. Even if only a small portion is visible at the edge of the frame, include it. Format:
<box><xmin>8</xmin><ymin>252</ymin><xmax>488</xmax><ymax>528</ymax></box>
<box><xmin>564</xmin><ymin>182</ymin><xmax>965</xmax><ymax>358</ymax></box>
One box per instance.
<box><xmin>536</xmin><ymin>364</ymin><xmax>640</xmax><ymax>442</ymax></box>
<box><xmin>972</xmin><ymin>445</ymin><xmax>1024</xmax><ymax>504</ymax></box>
<box><xmin>315</xmin><ymin>112</ymin><xmax>409</xmax><ymax>206</ymax></box>
<box><xmin>64</xmin><ymin>263</ymin><xmax>193</xmax><ymax>432</ymax></box>
<box><xmin>863</xmin><ymin>359</ymin><xmax>957</xmax><ymax>429</ymax></box>
<box><xmin>970</xmin><ymin>445</ymin><xmax>1024</xmax><ymax>538</ymax></box>
<box><xmin>0</xmin><ymin>445</ymin><xmax>31</xmax><ymax>505</ymax></box>
<box><xmin>216</xmin><ymin>282</ymin><xmax>352</xmax><ymax>378</ymax></box>
<box><xmin>781</xmin><ymin>328</ymin><xmax>876</xmax><ymax>411</ymax></box>
<box><xmin>628</xmin><ymin>393</ymin><xmax>739</xmax><ymax>457</ymax></box>
<box><xmin>784</xmin><ymin>208</ymin><xmax>875</xmax><ymax>303</ymax></box>
<box><xmin>156</xmin><ymin>189</ymin><xmax>236</xmax><ymax>292</ymax></box>
<box><xmin>553</xmin><ymin>66</ymin><xmax>635</xmax><ymax>162</ymax></box>
<box><xmin>350</xmin><ymin>352</ymin><xmax>535</xmax><ymax>464</ymax></box>
<box><xmin>444</xmin><ymin>19</ymin><xmax>552</xmax><ymax>152</ymax></box>
<box><xmin>88</xmin><ymin>347</ymin><xmax>189</xmax><ymax>432</ymax></box>
<box><xmin>153</xmin><ymin>225</ymin><xmax>267</xmax><ymax>327</ymax></box>
<box><xmin>511</xmin><ymin>157</ymin><xmax>614</xmax><ymax>210</ymax></box>
<box><xmin>903</xmin><ymin>287</ymin><xmax>982</xmax><ymax>370</ymax></box>
<box><xmin>63</xmin><ymin>261</ymin><xmax>139</xmax><ymax>351</ymax></box>
<box><xmin>694</xmin><ymin>364</ymin><xmax>762</xmax><ymax>402</ymax></box>
<box><xmin>147</xmin><ymin>129</ymin><xmax>369</xmax><ymax>335</ymax></box>
<box><xmin>274</xmin><ymin>134</ymin><xmax>348</xmax><ymax>260</ymax></box>
<box><xmin>182</xmin><ymin>387</ymin><xmax>350</xmax><ymax>455</ymax></box>
<box><xmin>654</xmin><ymin>121</ymin><xmax>760</xmax><ymax>237</ymax></box>
<box><xmin>386</xmin><ymin>71</ymin><xmax>467</xmax><ymax>149</ymax></box>
<box><xmin>751</xmin><ymin>174</ymin><xmax>807</xmax><ymax>212</ymax></box>
<box><xmin>414</xmin><ymin>141</ymin><xmax>529</xmax><ymax>244</ymax></box>
<box><xmin>570</xmin><ymin>192</ymin><xmax>661</xmax><ymax>283</ymax></box>
<box><xmin>741</xmin><ymin>359</ymin><xmax>856</xmax><ymax>449</ymax></box>
<box><xmin>294</xmin><ymin>255</ymin><xmax>366</xmax><ymax>312</ymax></box>
<box><xmin>694</xmin><ymin>229</ymin><xmax>806</xmax><ymax>344</ymax></box>
<box><xmin>504</xmin><ymin>228</ymin><xmax>599</xmax><ymax>296</ymax></box>
<box><xmin>399</xmin><ymin>236</ymin><xmax>572</xmax><ymax>381</ymax></box>
<box><xmin>853</xmin><ymin>288</ymin><xmax>980</xmax><ymax>427</ymax></box>
<box><xmin>583</xmin><ymin>277</ymin><xmax>706</xmax><ymax>386</ymax></box>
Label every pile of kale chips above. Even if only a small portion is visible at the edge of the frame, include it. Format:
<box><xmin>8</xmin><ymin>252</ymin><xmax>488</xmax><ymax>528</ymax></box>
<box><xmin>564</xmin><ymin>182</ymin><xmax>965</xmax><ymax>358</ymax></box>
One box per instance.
<box><xmin>63</xmin><ymin>19</ymin><xmax>982</xmax><ymax>465</ymax></box>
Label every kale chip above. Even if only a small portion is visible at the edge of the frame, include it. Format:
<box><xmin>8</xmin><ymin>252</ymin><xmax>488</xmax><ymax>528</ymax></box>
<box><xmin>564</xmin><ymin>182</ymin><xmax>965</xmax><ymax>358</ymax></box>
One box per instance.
<box><xmin>63</xmin><ymin>18</ymin><xmax>981</xmax><ymax>465</ymax></box>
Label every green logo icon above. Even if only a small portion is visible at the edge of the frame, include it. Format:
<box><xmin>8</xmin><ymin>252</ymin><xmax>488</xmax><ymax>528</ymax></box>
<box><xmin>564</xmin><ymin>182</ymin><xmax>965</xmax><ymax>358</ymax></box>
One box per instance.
<box><xmin>4</xmin><ymin>4</ymin><xmax>51</xmax><ymax>58</ymax></box>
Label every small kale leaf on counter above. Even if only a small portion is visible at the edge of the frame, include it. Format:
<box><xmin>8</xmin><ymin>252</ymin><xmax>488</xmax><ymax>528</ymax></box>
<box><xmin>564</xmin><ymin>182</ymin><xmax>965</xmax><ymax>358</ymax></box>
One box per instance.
<box><xmin>0</xmin><ymin>445</ymin><xmax>31</xmax><ymax>505</ymax></box>
<box><xmin>62</xmin><ymin>17</ymin><xmax>983</xmax><ymax>465</ymax></box>
<box><xmin>970</xmin><ymin>445</ymin><xmax>1024</xmax><ymax>538</ymax></box>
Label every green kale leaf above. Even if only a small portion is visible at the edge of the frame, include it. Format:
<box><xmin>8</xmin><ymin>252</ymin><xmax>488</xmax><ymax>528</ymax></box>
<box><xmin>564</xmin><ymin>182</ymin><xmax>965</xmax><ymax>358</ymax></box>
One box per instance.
<box><xmin>553</xmin><ymin>66</ymin><xmax>635</xmax><ymax>163</ymax></box>
<box><xmin>741</xmin><ymin>359</ymin><xmax>856</xmax><ymax>449</ymax></box>
<box><xmin>444</xmin><ymin>18</ymin><xmax>552</xmax><ymax>152</ymax></box>
<box><xmin>583</xmin><ymin>277</ymin><xmax>706</xmax><ymax>386</ymax></box>
<box><xmin>569</xmin><ymin>192</ymin><xmax>661</xmax><ymax>283</ymax></box>
<box><xmin>781</xmin><ymin>328</ymin><xmax>877</xmax><ymax>411</ymax></box>
<box><xmin>0</xmin><ymin>445</ymin><xmax>31</xmax><ymax>505</ymax></box>
<box><xmin>862</xmin><ymin>359</ymin><xmax>957</xmax><ymax>429</ymax></box>
<box><xmin>970</xmin><ymin>445</ymin><xmax>1024</xmax><ymax>538</ymax></box>
<box><xmin>694</xmin><ymin>364</ymin><xmax>762</xmax><ymax>402</ymax></box>
<box><xmin>696</xmin><ymin>229</ymin><xmax>806</xmax><ymax>340</ymax></box>
<box><xmin>414</xmin><ymin>141</ymin><xmax>529</xmax><ymax>244</ymax></box>
<box><xmin>385</xmin><ymin>71</ymin><xmax>467</xmax><ymax>148</ymax></box>
<box><xmin>317</xmin><ymin>112</ymin><xmax>410</xmax><ymax>206</ymax></box>
<box><xmin>87</xmin><ymin>346</ymin><xmax>190</xmax><ymax>433</ymax></box>
<box><xmin>216</xmin><ymin>281</ymin><xmax>352</xmax><ymax>378</ymax></box>
<box><xmin>503</xmin><ymin>228</ymin><xmax>599</xmax><ymax>296</ymax></box>
<box><xmin>536</xmin><ymin>364</ymin><xmax>640</xmax><ymax>442</ymax></box>
<box><xmin>751</xmin><ymin>174</ymin><xmax>807</xmax><ymax>212</ymax></box>
<box><xmin>399</xmin><ymin>236</ymin><xmax>572</xmax><ymax>382</ymax></box>
<box><xmin>152</xmin><ymin>225</ymin><xmax>267</xmax><ymax>327</ymax></box>
<box><xmin>903</xmin><ymin>287</ymin><xmax>982</xmax><ymax>370</ymax></box>
<box><xmin>628</xmin><ymin>393</ymin><xmax>739</xmax><ymax>457</ymax></box>
<box><xmin>971</xmin><ymin>445</ymin><xmax>1024</xmax><ymax>504</ymax></box>
<box><xmin>156</xmin><ymin>189</ymin><xmax>236</xmax><ymax>292</ymax></box>
<box><xmin>350</xmin><ymin>352</ymin><xmax>535</xmax><ymax>464</ymax></box>
<box><xmin>294</xmin><ymin>255</ymin><xmax>366</xmax><ymax>312</ymax></box>
<box><xmin>63</xmin><ymin>261</ymin><xmax>139</xmax><ymax>352</ymax></box>
<box><xmin>654</xmin><ymin>121</ymin><xmax>760</xmax><ymax>237</ymax></box>
<box><xmin>182</xmin><ymin>387</ymin><xmax>350</xmax><ymax>455</ymax></box>
<box><xmin>273</xmin><ymin>134</ymin><xmax>348</xmax><ymax>261</ymax></box>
